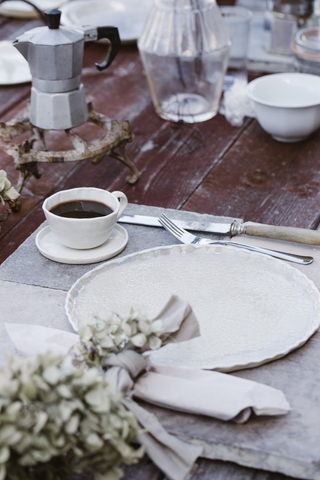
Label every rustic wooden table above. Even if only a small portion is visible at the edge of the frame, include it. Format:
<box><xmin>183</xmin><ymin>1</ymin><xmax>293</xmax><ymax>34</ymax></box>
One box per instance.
<box><xmin>0</xmin><ymin>6</ymin><xmax>320</xmax><ymax>480</ymax></box>
<box><xmin>2</xmin><ymin>9</ymin><xmax>320</xmax><ymax>266</ymax></box>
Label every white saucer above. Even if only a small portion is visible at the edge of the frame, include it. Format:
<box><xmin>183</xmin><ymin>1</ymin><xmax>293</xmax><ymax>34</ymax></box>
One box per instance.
<box><xmin>0</xmin><ymin>41</ymin><xmax>31</xmax><ymax>85</ymax></box>
<box><xmin>36</xmin><ymin>224</ymin><xmax>128</xmax><ymax>264</ymax></box>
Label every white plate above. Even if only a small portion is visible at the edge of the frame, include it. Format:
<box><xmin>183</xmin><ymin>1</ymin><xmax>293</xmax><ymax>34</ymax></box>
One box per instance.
<box><xmin>0</xmin><ymin>0</ymin><xmax>68</xmax><ymax>18</ymax></box>
<box><xmin>65</xmin><ymin>244</ymin><xmax>320</xmax><ymax>372</ymax></box>
<box><xmin>60</xmin><ymin>0</ymin><xmax>153</xmax><ymax>43</ymax></box>
<box><xmin>36</xmin><ymin>224</ymin><xmax>128</xmax><ymax>264</ymax></box>
<box><xmin>0</xmin><ymin>41</ymin><xmax>31</xmax><ymax>85</ymax></box>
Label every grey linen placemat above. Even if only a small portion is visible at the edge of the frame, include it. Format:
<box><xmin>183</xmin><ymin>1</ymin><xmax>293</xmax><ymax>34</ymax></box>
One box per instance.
<box><xmin>0</xmin><ymin>203</ymin><xmax>239</xmax><ymax>290</ymax></box>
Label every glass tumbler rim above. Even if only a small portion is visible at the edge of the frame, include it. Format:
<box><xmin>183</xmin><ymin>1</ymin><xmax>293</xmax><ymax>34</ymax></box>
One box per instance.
<box><xmin>219</xmin><ymin>5</ymin><xmax>253</xmax><ymax>23</ymax></box>
<box><xmin>154</xmin><ymin>0</ymin><xmax>218</xmax><ymax>11</ymax></box>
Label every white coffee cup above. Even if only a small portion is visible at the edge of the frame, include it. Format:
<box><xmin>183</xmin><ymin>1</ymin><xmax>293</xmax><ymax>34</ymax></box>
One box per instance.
<box><xmin>43</xmin><ymin>187</ymin><xmax>128</xmax><ymax>249</ymax></box>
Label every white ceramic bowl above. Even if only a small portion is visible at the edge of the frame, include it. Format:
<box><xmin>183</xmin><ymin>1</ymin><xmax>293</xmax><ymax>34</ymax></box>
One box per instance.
<box><xmin>247</xmin><ymin>73</ymin><xmax>320</xmax><ymax>142</ymax></box>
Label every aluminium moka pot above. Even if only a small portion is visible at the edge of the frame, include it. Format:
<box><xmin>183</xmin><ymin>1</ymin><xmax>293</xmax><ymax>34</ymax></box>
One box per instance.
<box><xmin>13</xmin><ymin>9</ymin><xmax>120</xmax><ymax>130</ymax></box>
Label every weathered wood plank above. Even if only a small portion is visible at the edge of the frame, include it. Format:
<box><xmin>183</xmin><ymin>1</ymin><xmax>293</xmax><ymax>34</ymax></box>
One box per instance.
<box><xmin>0</xmin><ymin>82</ymin><xmax>30</xmax><ymax>118</ymax></box>
<box><xmin>54</xmin><ymin>104</ymin><xmax>248</xmax><ymax>209</ymax></box>
<box><xmin>184</xmin><ymin>119</ymin><xmax>320</xmax><ymax>229</ymax></box>
<box><xmin>2</xmin><ymin>15</ymin><xmax>320</xmax><ymax>269</ymax></box>
<box><xmin>123</xmin><ymin>456</ymin><xmax>164</xmax><ymax>480</ymax></box>
<box><xmin>108</xmin><ymin>114</ymin><xmax>250</xmax><ymax>209</ymax></box>
<box><xmin>0</xmin><ymin>19</ymin><xmax>247</xmax><ymax>265</ymax></box>
<box><xmin>127</xmin><ymin>456</ymin><xmax>299</xmax><ymax>480</ymax></box>
<box><xmin>53</xmin><ymin>455</ymin><xmax>163</xmax><ymax>480</ymax></box>
<box><xmin>60</xmin><ymin>453</ymin><xmax>304</xmax><ymax>480</ymax></box>
<box><xmin>0</xmin><ymin>44</ymin><xmax>156</xmax><ymax>261</ymax></box>
<box><xmin>0</xmin><ymin>203</ymin><xmax>44</xmax><ymax>262</ymax></box>
<box><xmin>192</xmin><ymin>458</ymin><xmax>297</xmax><ymax>480</ymax></box>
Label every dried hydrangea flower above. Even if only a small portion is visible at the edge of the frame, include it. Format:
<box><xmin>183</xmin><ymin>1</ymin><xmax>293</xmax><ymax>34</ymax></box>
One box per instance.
<box><xmin>0</xmin><ymin>352</ymin><xmax>144</xmax><ymax>480</ymax></box>
<box><xmin>72</xmin><ymin>308</ymin><xmax>163</xmax><ymax>370</ymax></box>
<box><xmin>0</xmin><ymin>170</ymin><xmax>19</xmax><ymax>205</ymax></box>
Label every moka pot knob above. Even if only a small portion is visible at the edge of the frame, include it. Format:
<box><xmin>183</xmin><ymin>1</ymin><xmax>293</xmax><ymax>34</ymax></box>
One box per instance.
<box><xmin>44</xmin><ymin>9</ymin><xmax>62</xmax><ymax>29</ymax></box>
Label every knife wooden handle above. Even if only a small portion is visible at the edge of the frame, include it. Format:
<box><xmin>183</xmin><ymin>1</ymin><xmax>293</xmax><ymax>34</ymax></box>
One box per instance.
<box><xmin>241</xmin><ymin>222</ymin><xmax>320</xmax><ymax>245</ymax></box>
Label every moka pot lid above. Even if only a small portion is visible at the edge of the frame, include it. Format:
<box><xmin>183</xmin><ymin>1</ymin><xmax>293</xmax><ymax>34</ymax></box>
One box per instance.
<box><xmin>15</xmin><ymin>9</ymin><xmax>84</xmax><ymax>47</ymax></box>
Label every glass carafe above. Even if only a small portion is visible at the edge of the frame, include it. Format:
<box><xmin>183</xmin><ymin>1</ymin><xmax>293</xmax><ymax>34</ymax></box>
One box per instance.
<box><xmin>138</xmin><ymin>0</ymin><xmax>232</xmax><ymax>123</ymax></box>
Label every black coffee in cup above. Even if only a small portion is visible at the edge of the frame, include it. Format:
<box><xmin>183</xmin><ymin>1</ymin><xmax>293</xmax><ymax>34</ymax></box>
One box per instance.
<box><xmin>50</xmin><ymin>200</ymin><xmax>113</xmax><ymax>219</ymax></box>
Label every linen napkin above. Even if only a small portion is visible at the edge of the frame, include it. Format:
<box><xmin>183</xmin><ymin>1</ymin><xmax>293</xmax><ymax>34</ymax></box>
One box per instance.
<box><xmin>5</xmin><ymin>296</ymin><xmax>291</xmax><ymax>480</ymax></box>
<box><xmin>5</xmin><ymin>300</ymin><xmax>290</xmax><ymax>423</ymax></box>
<box><xmin>133</xmin><ymin>365</ymin><xmax>289</xmax><ymax>423</ymax></box>
<box><xmin>5</xmin><ymin>322</ymin><xmax>290</xmax><ymax>423</ymax></box>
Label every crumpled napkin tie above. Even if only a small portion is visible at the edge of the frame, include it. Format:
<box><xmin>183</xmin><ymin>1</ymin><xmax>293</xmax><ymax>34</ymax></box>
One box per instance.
<box><xmin>5</xmin><ymin>295</ymin><xmax>291</xmax><ymax>480</ymax></box>
<box><xmin>219</xmin><ymin>78</ymin><xmax>256</xmax><ymax>127</ymax></box>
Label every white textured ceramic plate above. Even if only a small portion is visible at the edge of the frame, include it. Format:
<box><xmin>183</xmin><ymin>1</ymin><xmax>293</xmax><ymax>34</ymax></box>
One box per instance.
<box><xmin>65</xmin><ymin>245</ymin><xmax>320</xmax><ymax>372</ymax></box>
<box><xmin>60</xmin><ymin>0</ymin><xmax>153</xmax><ymax>43</ymax></box>
<box><xmin>36</xmin><ymin>224</ymin><xmax>128</xmax><ymax>264</ymax></box>
<box><xmin>0</xmin><ymin>41</ymin><xmax>31</xmax><ymax>85</ymax></box>
<box><xmin>0</xmin><ymin>0</ymin><xmax>68</xmax><ymax>18</ymax></box>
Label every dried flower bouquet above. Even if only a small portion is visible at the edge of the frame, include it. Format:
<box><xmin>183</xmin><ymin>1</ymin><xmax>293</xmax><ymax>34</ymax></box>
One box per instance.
<box><xmin>0</xmin><ymin>170</ymin><xmax>19</xmax><ymax>227</ymax></box>
<box><xmin>0</xmin><ymin>352</ymin><xmax>144</xmax><ymax>480</ymax></box>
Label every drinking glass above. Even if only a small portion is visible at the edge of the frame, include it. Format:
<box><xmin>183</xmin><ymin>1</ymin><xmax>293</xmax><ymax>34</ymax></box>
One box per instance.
<box><xmin>220</xmin><ymin>6</ymin><xmax>252</xmax><ymax>91</ymax></box>
<box><xmin>138</xmin><ymin>0</ymin><xmax>231</xmax><ymax>123</ymax></box>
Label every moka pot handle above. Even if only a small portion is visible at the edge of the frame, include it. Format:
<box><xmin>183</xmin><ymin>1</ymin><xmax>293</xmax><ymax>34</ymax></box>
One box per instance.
<box><xmin>95</xmin><ymin>27</ymin><xmax>121</xmax><ymax>71</ymax></box>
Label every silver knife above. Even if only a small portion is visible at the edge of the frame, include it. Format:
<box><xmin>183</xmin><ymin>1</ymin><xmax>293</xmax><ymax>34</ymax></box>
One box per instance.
<box><xmin>119</xmin><ymin>214</ymin><xmax>320</xmax><ymax>245</ymax></box>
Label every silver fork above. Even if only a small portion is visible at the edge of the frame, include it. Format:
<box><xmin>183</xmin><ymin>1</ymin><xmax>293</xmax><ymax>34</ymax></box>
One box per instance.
<box><xmin>159</xmin><ymin>214</ymin><xmax>313</xmax><ymax>265</ymax></box>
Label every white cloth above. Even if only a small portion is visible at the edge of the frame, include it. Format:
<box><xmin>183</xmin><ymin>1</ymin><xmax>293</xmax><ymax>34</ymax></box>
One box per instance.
<box><xmin>220</xmin><ymin>78</ymin><xmax>256</xmax><ymax>127</ymax></box>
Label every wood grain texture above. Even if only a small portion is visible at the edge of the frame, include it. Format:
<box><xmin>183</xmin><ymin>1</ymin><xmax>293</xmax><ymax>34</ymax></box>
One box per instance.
<box><xmin>243</xmin><ymin>222</ymin><xmax>320</xmax><ymax>244</ymax></box>
<box><xmin>0</xmin><ymin>43</ymin><xmax>150</xmax><ymax>261</ymax></box>
<box><xmin>193</xmin><ymin>458</ymin><xmax>296</xmax><ymax>480</ymax></box>
<box><xmin>126</xmin><ymin>456</ymin><xmax>297</xmax><ymax>480</ymax></box>
<box><xmin>0</xmin><ymin>37</ymin><xmax>245</xmax><ymax>263</ymax></box>
<box><xmin>1</xmin><ymin>14</ymin><xmax>320</xmax><ymax>270</ymax></box>
<box><xmin>123</xmin><ymin>455</ymin><xmax>164</xmax><ymax>480</ymax></box>
<box><xmin>183</xmin><ymin>120</ymin><xmax>320</xmax><ymax>229</ymax></box>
